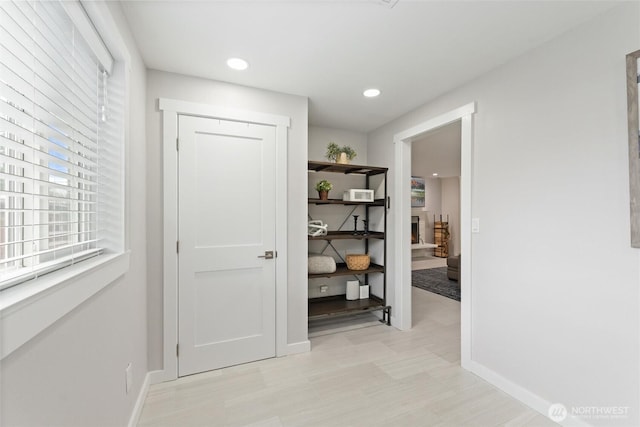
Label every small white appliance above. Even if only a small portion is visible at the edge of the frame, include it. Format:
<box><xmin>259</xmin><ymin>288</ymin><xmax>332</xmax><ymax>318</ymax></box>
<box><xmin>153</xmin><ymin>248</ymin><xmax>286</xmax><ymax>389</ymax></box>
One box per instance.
<box><xmin>346</xmin><ymin>280</ymin><xmax>360</xmax><ymax>300</ymax></box>
<box><xmin>359</xmin><ymin>284</ymin><xmax>370</xmax><ymax>299</ymax></box>
<box><xmin>343</xmin><ymin>189</ymin><xmax>374</xmax><ymax>202</ymax></box>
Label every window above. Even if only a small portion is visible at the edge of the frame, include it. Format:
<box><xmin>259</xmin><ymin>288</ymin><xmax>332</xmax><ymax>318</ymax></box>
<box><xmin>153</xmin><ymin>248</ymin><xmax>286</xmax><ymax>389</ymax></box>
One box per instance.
<box><xmin>0</xmin><ymin>0</ymin><xmax>123</xmax><ymax>291</ymax></box>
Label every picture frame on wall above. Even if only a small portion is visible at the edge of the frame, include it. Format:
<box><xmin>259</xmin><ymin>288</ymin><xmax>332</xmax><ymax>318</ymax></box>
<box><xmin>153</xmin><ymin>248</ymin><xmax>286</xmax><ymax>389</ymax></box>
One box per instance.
<box><xmin>411</xmin><ymin>177</ymin><xmax>425</xmax><ymax>207</ymax></box>
<box><xmin>626</xmin><ymin>49</ymin><xmax>640</xmax><ymax>248</ymax></box>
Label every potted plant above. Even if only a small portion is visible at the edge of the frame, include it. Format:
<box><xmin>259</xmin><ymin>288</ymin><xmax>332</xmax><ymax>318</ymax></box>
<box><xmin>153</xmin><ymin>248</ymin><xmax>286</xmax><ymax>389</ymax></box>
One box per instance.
<box><xmin>326</xmin><ymin>142</ymin><xmax>357</xmax><ymax>164</ymax></box>
<box><xmin>315</xmin><ymin>179</ymin><xmax>332</xmax><ymax>200</ymax></box>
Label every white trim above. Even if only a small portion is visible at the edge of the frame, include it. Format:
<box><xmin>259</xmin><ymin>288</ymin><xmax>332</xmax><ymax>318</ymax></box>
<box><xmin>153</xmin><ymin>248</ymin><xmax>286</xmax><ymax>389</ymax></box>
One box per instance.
<box><xmin>148</xmin><ymin>369</ymin><xmax>166</xmax><ymax>386</ymax></box>
<box><xmin>81</xmin><ymin>1</ymin><xmax>131</xmax><ymax>66</ymax></box>
<box><xmin>127</xmin><ymin>371</ymin><xmax>152</xmax><ymax>427</ymax></box>
<box><xmin>394</xmin><ymin>102</ymin><xmax>476</xmax><ymax>143</ymax></box>
<box><xmin>467</xmin><ymin>360</ymin><xmax>591</xmax><ymax>427</ymax></box>
<box><xmin>459</xmin><ymin>113</ymin><xmax>473</xmax><ymax>368</ymax></box>
<box><xmin>286</xmin><ymin>340</ymin><xmax>311</xmax><ymax>355</ymax></box>
<box><xmin>0</xmin><ymin>252</ymin><xmax>130</xmax><ymax>359</ymax></box>
<box><xmin>275</xmin><ymin>124</ymin><xmax>289</xmax><ymax>357</ymax></box>
<box><xmin>62</xmin><ymin>1</ymin><xmax>114</xmax><ymax>73</ymax></box>
<box><xmin>159</xmin><ymin>109</ymin><xmax>179</xmax><ymax>383</ymax></box>
<box><xmin>393</xmin><ymin>136</ymin><xmax>412</xmax><ymax>330</ymax></box>
<box><xmin>393</xmin><ymin>102</ymin><xmax>475</xmax><ymax>369</ymax></box>
<box><xmin>159</xmin><ymin>98</ymin><xmax>290</xmax><ymax>381</ymax></box>
<box><xmin>159</xmin><ymin>98</ymin><xmax>290</xmax><ymax>128</ymax></box>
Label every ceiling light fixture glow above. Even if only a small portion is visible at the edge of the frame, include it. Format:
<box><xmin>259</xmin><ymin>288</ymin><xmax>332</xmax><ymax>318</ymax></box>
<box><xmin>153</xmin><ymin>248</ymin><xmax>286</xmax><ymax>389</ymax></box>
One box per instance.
<box><xmin>363</xmin><ymin>88</ymin><xmax>381</xmax><ymax>98</ymax></box>
<box><xmin>432</xmin><ymin>173</ymin><xmax>439</xmax><ymax>177</ymax></box>
<box><xmin>227</xmin><ymin>57</ymin><xmax>248</xmax><ymax>70</ymax></box>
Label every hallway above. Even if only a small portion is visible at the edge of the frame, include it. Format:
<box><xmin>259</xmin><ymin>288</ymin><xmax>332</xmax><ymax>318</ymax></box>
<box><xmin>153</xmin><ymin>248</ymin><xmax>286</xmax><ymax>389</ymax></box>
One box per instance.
<box><xmin>138</xmin><ymin>288</ymin><xmax>556</xmax><ymax>426</ymax></box>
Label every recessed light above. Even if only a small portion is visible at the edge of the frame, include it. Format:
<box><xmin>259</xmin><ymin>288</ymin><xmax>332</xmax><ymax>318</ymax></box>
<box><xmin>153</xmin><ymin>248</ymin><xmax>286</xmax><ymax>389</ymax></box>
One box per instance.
<box><xmin>432</xmin><ymin>173</ymin><xmax>439</xmax><ymax>177</ymax></box>
<box><xmin>363</xmin><ymin>88</ymin><xmax>381</xmax><ymax>98</ymax></box>
<box><xmin>227</xmin><ymin>57</ymin><xmax>248</xmax><ymax>71</ymax></box>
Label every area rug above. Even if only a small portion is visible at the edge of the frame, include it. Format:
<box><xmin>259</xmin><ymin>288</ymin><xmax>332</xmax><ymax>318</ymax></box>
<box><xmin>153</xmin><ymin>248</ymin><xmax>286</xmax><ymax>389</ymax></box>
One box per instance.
<box><xmin>412</xmin><ymin>267</ymin><xmax>460</xmax><ymax>301</ymax></box>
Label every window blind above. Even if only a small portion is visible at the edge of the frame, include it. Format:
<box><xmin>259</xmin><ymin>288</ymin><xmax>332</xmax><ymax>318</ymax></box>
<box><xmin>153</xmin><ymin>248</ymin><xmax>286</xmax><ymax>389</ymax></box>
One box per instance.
<box><xmin>0</xmin><ymin>0</ymin><xmax>110</xmax><ymax>289</ymax></box>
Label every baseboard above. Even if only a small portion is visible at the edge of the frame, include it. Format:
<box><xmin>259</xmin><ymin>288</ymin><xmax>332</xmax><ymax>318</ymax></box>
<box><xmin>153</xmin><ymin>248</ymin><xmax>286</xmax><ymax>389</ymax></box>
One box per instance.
<box><xmin>286</xmin><ymin>340</ymin><xmax>310</xmax><ymax>355</ymax></box>
<box><xmin>146</xmin><ymin>340</ymin><xmax>309</xmax><ymax>385</ymax></box>
<box><xmin>390</xmin><ymin>315</ymin><xmax>400</xmax><ymax>329</ymax></box>
<box><xmin>148</xmin><ymin>368</ymin><xmax>175</xmax><ymax>385</ymax></box>
<box><xmin>467</xmin><ymin>360</ymin><xmax>593</xmax><ymax>427</ymax></box>
<box><xmin>127</xmin><ymin>371</ymin><xmax>151</xmax><ymax>427</ymax></box>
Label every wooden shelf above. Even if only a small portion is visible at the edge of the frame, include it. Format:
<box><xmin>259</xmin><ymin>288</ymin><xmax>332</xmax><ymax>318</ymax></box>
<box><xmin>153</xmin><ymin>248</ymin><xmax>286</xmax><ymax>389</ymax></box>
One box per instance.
<box><xmin>308</xmin><ymin>262</ymin><xmax>384</xmax><ymax>279</ymax></box>
<box><xmin>308</xmin><ymin>295</ymin><xmax>386</xmax><ymax>318</ymax></box>
<box><xmin>308</xmin><ymin>161</ymin><xmax>388</xmax><ymax>176</ymax></box>
<box><xmin>308</xmin><ymin>231</ymin><xmax>385</xmax><ymax>241</ymax></box>
<box><xmin>307</xmin><ymin>160</ymin><xmax>390</xmax><ymax>325</ymax></box>
<box><xmin>308</xmin><ymin>198</ymin><xmax>385</xmax><ymax>206</ymax></box>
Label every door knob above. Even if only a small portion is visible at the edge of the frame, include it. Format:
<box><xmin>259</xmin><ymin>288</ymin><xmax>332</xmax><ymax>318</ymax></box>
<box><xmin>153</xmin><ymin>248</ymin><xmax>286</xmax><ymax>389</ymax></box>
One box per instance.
<box><xmin>258</xmin><ymin>251</ymin><xmax>275</xmax><ymax>259</ymax></box>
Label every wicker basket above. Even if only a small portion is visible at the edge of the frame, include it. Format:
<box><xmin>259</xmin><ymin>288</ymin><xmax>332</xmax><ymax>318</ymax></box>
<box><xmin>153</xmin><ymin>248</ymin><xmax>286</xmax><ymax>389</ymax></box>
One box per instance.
<box><xmin>345</xmin><ymin>254</ymin><xmax>370</xmax><ymax>271</ymax></box>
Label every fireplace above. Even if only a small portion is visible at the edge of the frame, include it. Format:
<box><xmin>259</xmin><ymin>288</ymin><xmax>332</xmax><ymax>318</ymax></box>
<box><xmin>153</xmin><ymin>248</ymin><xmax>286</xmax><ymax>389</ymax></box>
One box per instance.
<box><xmin>411</xmin><ymin>216</ymin><xmax>419</xmax><ymax>244</ymax></box>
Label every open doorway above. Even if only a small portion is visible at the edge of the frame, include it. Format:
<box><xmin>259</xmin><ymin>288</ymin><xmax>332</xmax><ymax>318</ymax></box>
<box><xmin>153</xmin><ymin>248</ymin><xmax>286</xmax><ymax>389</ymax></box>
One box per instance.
<box><xmin>392</xmin><ymin>102</ymin><xmax>475</xmax><ymax>368</ymax></box>
<box><xmin>410</xmin><ymin>121</ymin><xmax>461</xmax><ymax>296</ymax></box>
<box><xmin>410</xmin><ymin>121</ymin><xmax>463</xmax><ymax>365</ymax></box>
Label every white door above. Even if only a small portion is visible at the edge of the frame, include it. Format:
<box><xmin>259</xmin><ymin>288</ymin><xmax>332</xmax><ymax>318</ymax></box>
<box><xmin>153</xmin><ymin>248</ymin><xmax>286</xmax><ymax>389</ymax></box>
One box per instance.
<box><xmin>178</xmin><ymin>115</ymin><xmax>276</xmax><ymax>377</ymax></box>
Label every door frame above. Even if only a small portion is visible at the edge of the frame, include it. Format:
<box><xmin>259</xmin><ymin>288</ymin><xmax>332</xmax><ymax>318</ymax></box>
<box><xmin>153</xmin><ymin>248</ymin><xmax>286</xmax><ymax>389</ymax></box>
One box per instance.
<box><xmin>156</xmin><ymin>98</ymin><xmax>290</xmax><ymax>382</ymax></box>
<box><xmin>393</xmin><ymin>102</ymin><xmax>475</xmax><ymax>369</ymax></box>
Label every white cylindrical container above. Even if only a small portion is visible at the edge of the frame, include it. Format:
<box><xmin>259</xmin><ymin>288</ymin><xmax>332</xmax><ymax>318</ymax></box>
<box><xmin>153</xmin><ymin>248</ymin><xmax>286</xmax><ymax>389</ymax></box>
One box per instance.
<box><xmin>346</xmin><ymin>280</ymin><xmax>360</xmax><ymax>300</ymax></box>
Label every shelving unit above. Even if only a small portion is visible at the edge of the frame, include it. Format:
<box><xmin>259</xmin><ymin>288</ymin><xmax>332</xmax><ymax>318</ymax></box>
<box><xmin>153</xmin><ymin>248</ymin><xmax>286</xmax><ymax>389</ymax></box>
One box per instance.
<box><xmin>434</xmin><ymin>220</ymin><xmax>449</xmax><ymax>258</ymax></box>
<box><xmin>307</xmin><ymin>161</ymin><xmax>391</xmax><ymax>325</ymax></box>
<box><xmin>308</xmin><ymin>262</ymin><xmax>385</xmax><ymax>279</ymax></box>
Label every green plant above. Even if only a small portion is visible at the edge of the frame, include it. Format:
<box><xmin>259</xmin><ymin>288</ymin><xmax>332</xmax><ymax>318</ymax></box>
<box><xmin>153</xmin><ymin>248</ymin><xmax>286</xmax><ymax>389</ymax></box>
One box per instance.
<box><xmin>326</xmin><ymin>142</ymin><xmax>357</xmax><ymax>162</ymax></box>
<box><xmin>315</xmin><ymin>179</ymin><xmax>333</xmax><ymax>192</ymax></box>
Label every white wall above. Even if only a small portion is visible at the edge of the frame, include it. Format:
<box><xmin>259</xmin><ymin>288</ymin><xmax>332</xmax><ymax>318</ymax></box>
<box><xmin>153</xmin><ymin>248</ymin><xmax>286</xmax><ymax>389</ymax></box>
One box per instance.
<box><xmin>368</xmin><ymin>4</ymin><xmax>639</xmax><ymax>425</ymax></box>
<box><xmin>308</xmin><ymin>125</ymin><xmax>368</xmax><ymax>164</ymax></box>
<box><xmin>0</xmin><ymin>3</ymin><xmax>148</xmax><ymax>426</ymax></box>
<box><xmin>146</xmin><ymin>70</ymin><xmax>309</xmax><ymax>370</ymax></box>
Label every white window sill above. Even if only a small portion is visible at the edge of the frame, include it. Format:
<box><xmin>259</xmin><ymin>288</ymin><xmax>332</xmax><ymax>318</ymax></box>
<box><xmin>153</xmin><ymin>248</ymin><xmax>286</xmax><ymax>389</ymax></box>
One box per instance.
<box><xmin>0</xmin><ymin>251</ymin><xmax>130</xmax><ymax>360</ymax></box>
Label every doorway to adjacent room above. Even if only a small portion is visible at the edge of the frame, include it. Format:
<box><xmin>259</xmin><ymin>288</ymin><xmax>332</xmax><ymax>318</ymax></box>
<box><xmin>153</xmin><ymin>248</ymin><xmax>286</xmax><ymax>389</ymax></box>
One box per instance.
<box><xmin>393</xmin><ymin>102</ymin><xmax>475</xmax><ymax>368</ymax></box>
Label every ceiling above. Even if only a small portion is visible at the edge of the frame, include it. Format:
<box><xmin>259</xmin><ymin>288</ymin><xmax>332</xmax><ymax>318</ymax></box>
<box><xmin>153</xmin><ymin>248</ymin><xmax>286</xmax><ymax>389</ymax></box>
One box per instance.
<box><xmin>412</xmin><ymin>121</ymin><xmax>461</xmax><ymax>178</ymax></box>
<box><xmin>120</xmin><ymin>0</ymin><xmax>619</xmax><ymax>133</ymax></box>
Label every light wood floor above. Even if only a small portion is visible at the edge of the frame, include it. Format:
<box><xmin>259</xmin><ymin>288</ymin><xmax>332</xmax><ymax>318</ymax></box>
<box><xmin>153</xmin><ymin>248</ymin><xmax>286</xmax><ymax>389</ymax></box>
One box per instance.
<box><xmin>411</xmin><ymin>256</ymin><xmax>447</xmax><ymax>271</ymax></box>
<box><xmin>138</xmin><ymin>288</ymin><xmax>557</xmax><ymax>427</ymax></box>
